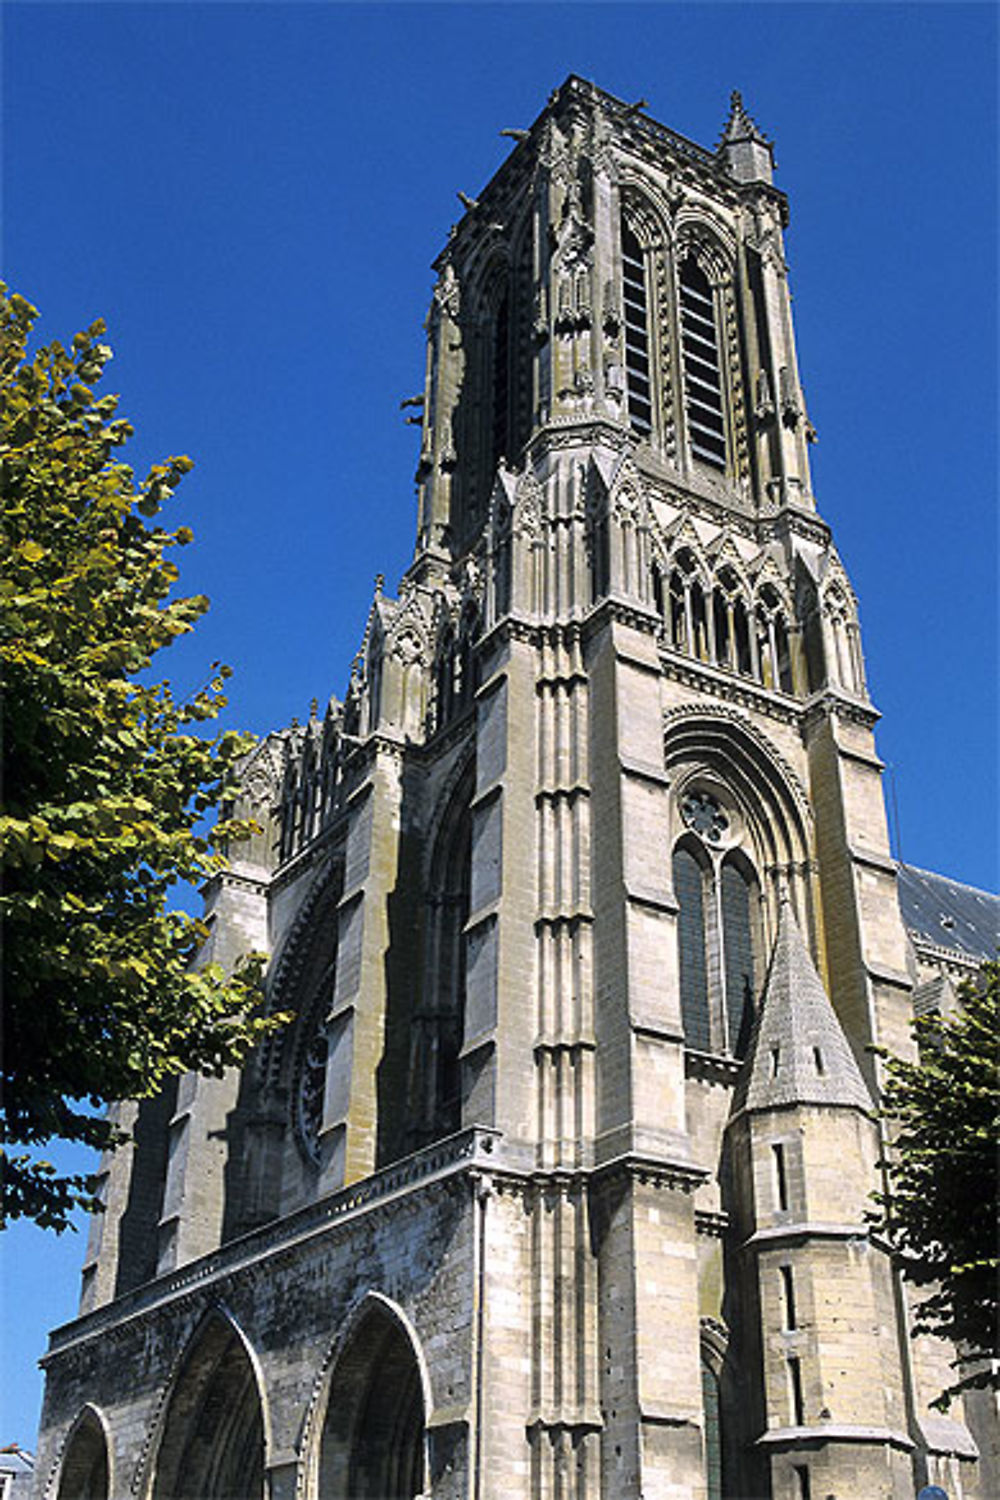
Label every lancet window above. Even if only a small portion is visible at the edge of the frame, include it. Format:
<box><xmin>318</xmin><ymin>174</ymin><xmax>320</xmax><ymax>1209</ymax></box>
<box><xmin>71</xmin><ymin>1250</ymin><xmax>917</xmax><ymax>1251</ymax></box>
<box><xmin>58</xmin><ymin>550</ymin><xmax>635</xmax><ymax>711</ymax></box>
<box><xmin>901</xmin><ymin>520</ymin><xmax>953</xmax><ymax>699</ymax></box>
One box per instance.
<box><xmin>755</xmin><ymin>584</ymin><xmax>794</xmax><ymax>694</ymax></box>
<box><xmin>490</xmin><ymin>288</ymin><xmax>511</xmax><ymax>473</ymax></box>
<box><xmin>409</xmin><ymin>772</ymin><xmax>472</xmax><ymax>1147</ymax></box>
<box><xmin>468</xmin><ymin>226</ymin><xmax>535</xmax><ymax>523</ymax></box>
<box><xmin>278</xmin><ymin>714</ymin><xmax>345</xmax><ymax>863</ymax></box>
<box><xmin>672</xmin><ymin>788</ymin><xmax>759</xmax><ymax>1058</ymax></box>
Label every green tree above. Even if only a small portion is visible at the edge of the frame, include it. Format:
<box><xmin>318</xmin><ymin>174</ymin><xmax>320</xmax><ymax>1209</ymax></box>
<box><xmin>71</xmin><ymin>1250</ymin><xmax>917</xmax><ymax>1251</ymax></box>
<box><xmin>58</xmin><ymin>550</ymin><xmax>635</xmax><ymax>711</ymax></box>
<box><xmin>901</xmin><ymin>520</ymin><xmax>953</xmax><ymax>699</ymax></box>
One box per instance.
<box><xmin>872</xmin><ymin>961</ymin><xmax>1000</xmax><ymax>1407</ymax></box>
<box><xmin>1</xmin><ymin>288</ymin><xmax>280</xmax><ymax>1232</ymax></box>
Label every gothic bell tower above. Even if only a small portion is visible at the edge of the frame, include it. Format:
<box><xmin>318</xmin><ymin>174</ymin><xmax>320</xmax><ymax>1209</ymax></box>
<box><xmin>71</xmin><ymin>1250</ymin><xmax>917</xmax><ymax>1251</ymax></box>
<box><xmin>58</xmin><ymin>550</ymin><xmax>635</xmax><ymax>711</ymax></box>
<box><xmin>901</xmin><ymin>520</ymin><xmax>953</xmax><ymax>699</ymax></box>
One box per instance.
<box><xmin>36</xmin><ymin>78</ymin><xmax>988</xmax><ymax>1500</ymax></box>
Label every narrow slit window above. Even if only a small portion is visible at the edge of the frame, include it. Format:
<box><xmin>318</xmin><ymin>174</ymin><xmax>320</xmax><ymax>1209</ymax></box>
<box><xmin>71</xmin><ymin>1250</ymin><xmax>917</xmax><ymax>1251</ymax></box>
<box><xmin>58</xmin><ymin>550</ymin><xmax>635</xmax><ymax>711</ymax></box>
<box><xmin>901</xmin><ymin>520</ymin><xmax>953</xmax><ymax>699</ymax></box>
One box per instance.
<box><xmin>788</xmin><ymin>1356</ymin><xmax>805</xmax><ymax>1426</ymax></box>
<box><xmin>680</xmin><ymin>256</ymin><xmax>726</xmax><ymax>469</ymax></box>
<box><xmin>780</xmin><ymin>1265</ymin><xmax>797</xmax><ymax>1329</ymax></box>
<box><xmin>772</xmin><ymin>1142</ymin><xmax>789</xmax><ymax>1211</ymax></box>
<box><xmin>794</xmin><ymin>1464</ymin><xmax>811</xmax><ymax>1500</ymax></box>
<box><xmin>621</xmin><ymin>217</ymin><xmax>653</xmax><ymax>437</ymax></box>
<box><xmin>813</xmin><ymin>1046</ymin><xmax>825</xmax><ymax>1076</ymax></box>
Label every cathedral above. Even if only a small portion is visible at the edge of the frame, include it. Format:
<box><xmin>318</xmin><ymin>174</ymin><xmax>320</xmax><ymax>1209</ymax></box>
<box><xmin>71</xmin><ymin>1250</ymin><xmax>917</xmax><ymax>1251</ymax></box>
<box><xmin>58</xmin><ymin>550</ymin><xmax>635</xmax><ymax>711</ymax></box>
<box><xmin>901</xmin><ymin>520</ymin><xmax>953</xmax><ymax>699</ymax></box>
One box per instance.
<box><xmin>34</xmin><ymin>77</ymin><xmax>997</xmax><ymax>1500</ymax></box>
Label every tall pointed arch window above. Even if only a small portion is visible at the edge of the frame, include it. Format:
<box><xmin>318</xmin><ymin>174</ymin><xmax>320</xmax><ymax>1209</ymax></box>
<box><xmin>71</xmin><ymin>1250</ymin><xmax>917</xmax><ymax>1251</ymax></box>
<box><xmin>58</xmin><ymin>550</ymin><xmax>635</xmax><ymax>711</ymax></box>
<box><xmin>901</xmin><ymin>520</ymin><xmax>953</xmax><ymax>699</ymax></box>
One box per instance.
<box><xmin>410</xmin><ymin>771</ymin><xmax>472</xmax><ymax>1149</ymax></box>
<box><xmin>701</xmin><ymin>1357</ymin><xmax>723</xmax><ymax>1500</ymax></box>
<box><xmin>673</xmin><ymin>841</ymin><xmax>712</xmax><ymax>1052</ymax></box>
<box><xmin>672</xmin><ymin>788</ymin><xmax>760</xmax><ymax>1058</ymax></box>
<box><xmin>721</xmin><ymin>856</ymin><xmax>756</xmax><ymax>1056</ymax></box>
<box><xmin>490</xmin><ymin>287</ymin><xmax>511</xmax><ymax>471</ymax></box>
<box><xmin>621</xmin><ymin>215</ymin><xmax>653</xmax><ymax>437</ymax></box>
<box><xmin>679</xmin><ymin>254</ymin><xmax>726</xmax><ymax>469</ymax></box>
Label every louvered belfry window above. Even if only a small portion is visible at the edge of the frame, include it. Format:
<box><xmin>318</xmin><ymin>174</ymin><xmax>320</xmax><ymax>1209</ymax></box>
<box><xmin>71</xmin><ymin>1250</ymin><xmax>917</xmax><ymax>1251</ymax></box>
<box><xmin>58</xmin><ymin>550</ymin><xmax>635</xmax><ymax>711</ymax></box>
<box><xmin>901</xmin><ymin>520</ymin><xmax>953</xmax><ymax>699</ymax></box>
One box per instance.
<box><xmin>679</xmin><ymin>256</ymin><xmax>726</xmax><ymax>468</ymax></box>
<box><xmin>621</xmin><ymin>217</ymin><xmax>653</xmax><ymax>436</ymax></box>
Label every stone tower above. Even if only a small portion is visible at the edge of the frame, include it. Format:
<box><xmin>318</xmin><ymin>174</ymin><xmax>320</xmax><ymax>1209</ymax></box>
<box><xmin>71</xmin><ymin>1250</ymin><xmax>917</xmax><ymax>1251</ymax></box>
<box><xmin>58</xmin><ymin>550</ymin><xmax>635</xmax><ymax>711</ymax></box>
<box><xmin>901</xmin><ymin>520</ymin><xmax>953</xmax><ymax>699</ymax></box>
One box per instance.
<box><xmin>35</xmin><ymin>78</ymin><xmax>989</xmax><ymax>1500</ymax></box>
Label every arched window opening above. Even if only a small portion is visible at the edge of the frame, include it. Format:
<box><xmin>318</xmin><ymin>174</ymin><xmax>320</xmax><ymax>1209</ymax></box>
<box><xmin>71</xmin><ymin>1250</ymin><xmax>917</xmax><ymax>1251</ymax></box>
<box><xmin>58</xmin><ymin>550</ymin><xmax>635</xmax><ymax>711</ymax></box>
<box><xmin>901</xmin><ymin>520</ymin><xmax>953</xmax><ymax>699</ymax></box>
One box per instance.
<box><xmin>411</xmin><ymin>775</ymin><xmax>472</xmax><ymax>1148</ymax></box>
<box><xmin>732</xmin><ymin>599</ymin><xmax>752</xmax><ymax>676</ymax></box>
<box><xmin>318</xmin><ymin>1304</ymin><xmax>426</xmax><ymax>1500</ymax></box>
<box><xmin>510</xmin><ymin>227</ymin><xmax>535</xmax><ymax>460</ymax></box>
<box><xmin>690</xmin><ymin>580</ymin><xmax>709</xmax><ymax>662</ymax></box>
<box><xmin>433</xmin><ymin>627</ymin><xmax>455</xmax><ymax>734</ymax></box>
<box><xmin>57</xmin><ymin>1410</ymin><xmax>109</xmax><ymax>1500</ymax></box>
<box><xmin>721</xmin><ymin>856</ymin><xmax>757</xmax><ymax>1059</ymax></box>
<box><xmin>774</xmin><ymin>615</ymin><xmax>793</xmax><ymax>695</ymax></box>
<box><xmin>674</xmin><ymin>788</ymin><xmax>763</xmax><ymax>1058</ymax></box>
<box><xmin>712</xmin><ymin>589</ymin><xmax>731</xmax><ymax>669</ymax></box>
<box><xmin>490</xmin><ymin>288</ymin><xmax>511</xmax><ymax>472</ymax></box>
<box><xmin>493</xmin><ymin>518</ymin><xmax>512</xmax><ymax>620</ymax></box>
<box><xmin>673</xmin><ymin>842</ymin><xmax>711</xmax><ymax>1052</ymax></box>
<box><xmin>454</xmin><ymin>605</ymin><xmax>480</xmax><ymax>715</ymax></box>
<box><xmin>651</xmin><ymin>559</ymin><xmax>666</xmax><ymax>621</ymax></box>
<box><xmin>679</xmin><ymin>255</ymin><xmax>726</xmax><ymax>469</ymax></box>
<box><xmin>754</xmin><ymin>604</ymin><xmax>773</xmax><ymax>687</ymax></box>
<box><xmin>754</xmin><ymin>587</ymin><xmax>795</xmax><ymax>695</ymax></box>
<box><xmin>590</xmin><ymin>508</ymin><xmax>610</xmax><ymax>602</ymax></box>
<box><xmin>669</xmin><ymin>570</ymin><xmax>686</xmax><ymax>649</ymax></box>
<box><xmin>151</xmin><ymin>1317</ymin><xmax>264</xmax><ymax>1500</ymax></box>
<box><xmin>702</xmin><ymin>1358</ymin><xmax>723</xmax><ymax>1500</ymax></box>
<box><xmin>366</xmin><ymin>646</ymin><xmax>384</xmax><ymax>735</ymax></box>
<box><xmin>621</xmin><ymin>217</ymin><xmax>653</xmax><ymax>437</ymax></box>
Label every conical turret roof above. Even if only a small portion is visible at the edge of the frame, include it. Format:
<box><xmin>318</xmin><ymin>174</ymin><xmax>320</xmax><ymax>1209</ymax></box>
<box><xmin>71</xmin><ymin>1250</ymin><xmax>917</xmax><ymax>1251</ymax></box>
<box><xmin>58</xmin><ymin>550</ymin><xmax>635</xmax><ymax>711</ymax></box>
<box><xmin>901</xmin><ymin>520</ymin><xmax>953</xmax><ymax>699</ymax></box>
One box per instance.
<box><xmin>734</xmin><ymin>900</ymin><xmax>873</xmax><ymax>1115</ymax></box>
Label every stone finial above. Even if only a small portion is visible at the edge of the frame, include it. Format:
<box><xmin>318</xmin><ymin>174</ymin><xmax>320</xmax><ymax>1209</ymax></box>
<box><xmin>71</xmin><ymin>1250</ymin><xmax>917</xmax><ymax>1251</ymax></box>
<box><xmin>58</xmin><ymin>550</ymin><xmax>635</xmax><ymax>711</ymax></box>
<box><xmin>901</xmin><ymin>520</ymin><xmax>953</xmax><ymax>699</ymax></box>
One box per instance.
<box><xmin>734</xmin><ymin>900</ymin><xmax>873</xmax><ymax>1115</ymax></box>
<box><xmin>718</xmin><ymin>90</ymin><xmax>775</xmax><ymax>185</ymax></box>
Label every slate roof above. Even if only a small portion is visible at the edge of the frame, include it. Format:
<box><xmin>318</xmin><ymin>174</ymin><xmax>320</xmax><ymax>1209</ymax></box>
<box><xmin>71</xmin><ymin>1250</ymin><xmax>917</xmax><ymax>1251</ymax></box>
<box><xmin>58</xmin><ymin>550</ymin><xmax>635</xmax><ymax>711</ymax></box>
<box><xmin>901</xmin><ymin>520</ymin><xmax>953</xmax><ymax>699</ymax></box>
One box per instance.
<box><xmin>896</xmin><ymin>862</ymin><xmax>999</xmax><ymax>963</ymax></box>
<box><xmin>735</xmin><ymin>899</ymin><xmax>873</xmax><ymax>1116</ymax></box>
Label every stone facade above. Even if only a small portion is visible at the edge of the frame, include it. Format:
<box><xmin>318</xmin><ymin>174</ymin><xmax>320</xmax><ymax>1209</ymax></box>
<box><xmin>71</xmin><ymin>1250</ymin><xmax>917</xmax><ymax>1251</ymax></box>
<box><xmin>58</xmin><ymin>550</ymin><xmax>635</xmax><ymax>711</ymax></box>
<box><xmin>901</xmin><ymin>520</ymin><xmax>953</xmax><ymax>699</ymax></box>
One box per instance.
<box><xmin>35</xmin><ymin>78</ymin><xmax>996</xmax><ymax>1500</ymax></box>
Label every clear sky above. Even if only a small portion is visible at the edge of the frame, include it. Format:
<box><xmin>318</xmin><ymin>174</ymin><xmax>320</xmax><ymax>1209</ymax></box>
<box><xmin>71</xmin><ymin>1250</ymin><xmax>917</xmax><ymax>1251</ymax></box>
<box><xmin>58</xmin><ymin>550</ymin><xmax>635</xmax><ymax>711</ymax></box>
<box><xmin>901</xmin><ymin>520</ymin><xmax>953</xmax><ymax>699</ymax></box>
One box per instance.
<box><xmin>2</xmin><ymin>0</ymin><xmax>997</xmax><ymax>1451</ymax></box>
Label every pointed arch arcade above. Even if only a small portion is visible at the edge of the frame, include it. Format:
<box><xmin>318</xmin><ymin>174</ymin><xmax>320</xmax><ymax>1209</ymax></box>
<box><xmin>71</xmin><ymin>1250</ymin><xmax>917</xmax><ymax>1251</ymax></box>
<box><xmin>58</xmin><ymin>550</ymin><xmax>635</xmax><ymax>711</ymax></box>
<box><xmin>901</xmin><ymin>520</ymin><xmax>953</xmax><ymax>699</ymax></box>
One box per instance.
<box><xmin>55</xmin><ymin>1405</ymin><xmax>111</xmax><ymax>1500</ymax></box>
<box><xmin>148</xmin><ymin>1309</ymin><xmax>266</xmax><ymax>1500</ymax></box>
<box><xmin>315</xmin><ymin>1294</ymin><xmax>429</xmax><ymax>1500</ymax></box>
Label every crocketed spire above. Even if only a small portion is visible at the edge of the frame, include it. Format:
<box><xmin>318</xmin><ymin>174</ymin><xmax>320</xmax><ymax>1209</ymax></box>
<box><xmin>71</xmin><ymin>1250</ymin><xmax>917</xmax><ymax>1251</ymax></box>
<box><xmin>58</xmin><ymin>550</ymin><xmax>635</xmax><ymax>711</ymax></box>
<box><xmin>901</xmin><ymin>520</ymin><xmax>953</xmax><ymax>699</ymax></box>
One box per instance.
<box><xmin>734</xmin><ymin>898</ymin><xmax>873</xmax><ymax>1115</ymax></box>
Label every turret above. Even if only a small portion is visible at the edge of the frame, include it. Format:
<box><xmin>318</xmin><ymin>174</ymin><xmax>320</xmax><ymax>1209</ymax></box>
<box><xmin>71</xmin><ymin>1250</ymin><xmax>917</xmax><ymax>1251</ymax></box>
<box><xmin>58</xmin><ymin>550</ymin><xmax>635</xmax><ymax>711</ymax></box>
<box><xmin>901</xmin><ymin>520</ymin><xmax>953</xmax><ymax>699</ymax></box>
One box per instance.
<box><xmin>727</xmin><ymin>902</ymin><xmax>913</xmax><ymax>1499</ymax></box>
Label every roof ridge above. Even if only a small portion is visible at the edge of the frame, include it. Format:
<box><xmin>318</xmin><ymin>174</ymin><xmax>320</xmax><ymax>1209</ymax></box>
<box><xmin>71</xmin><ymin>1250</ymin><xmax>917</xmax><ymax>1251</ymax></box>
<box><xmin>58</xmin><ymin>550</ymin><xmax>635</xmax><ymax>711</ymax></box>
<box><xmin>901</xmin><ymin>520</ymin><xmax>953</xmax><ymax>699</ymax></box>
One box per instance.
<box><xmin>897</xmin><ymin>860</ymin><xmax>999</xmax><ymax>901</ymax></box>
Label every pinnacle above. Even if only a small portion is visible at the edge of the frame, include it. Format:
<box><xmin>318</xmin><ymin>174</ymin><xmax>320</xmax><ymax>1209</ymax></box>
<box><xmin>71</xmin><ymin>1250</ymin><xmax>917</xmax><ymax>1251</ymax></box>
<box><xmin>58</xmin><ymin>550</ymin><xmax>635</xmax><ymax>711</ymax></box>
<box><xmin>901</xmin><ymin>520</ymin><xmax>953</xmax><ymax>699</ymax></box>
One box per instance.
<box><xmin>719</xmin><ymin>89</ymin><xmax>771</xmax><ymax>149</ymax></box>
<box><xmin>734</xmin><ymin>901</ymin><xmax>873</xmax><ymax>1115</ymax></box>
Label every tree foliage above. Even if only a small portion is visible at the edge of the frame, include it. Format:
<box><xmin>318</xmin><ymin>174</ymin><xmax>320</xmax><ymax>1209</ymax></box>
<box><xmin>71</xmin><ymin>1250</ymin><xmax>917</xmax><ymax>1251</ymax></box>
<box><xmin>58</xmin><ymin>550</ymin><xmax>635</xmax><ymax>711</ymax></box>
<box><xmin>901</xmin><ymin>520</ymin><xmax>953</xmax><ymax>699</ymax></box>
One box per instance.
<box><xmin>1</xmin><ymin>288</ymin><xmax>280</xmax><ymax>1231</ymax></box>
<box><xmin>871</xmin><ymin>961</ymin><xmax>999</xmax><ymax>1406</ymax></box>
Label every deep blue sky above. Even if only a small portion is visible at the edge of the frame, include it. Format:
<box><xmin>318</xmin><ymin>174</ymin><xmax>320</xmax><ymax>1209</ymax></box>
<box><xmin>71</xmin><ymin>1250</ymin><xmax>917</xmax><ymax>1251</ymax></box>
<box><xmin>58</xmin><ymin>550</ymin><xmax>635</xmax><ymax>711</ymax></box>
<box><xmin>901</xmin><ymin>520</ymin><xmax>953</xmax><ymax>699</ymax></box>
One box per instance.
<box><xmin>2</xmin><ymin>1</ymin><xmax>997</xmax><ymax>1449</ymax></box>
